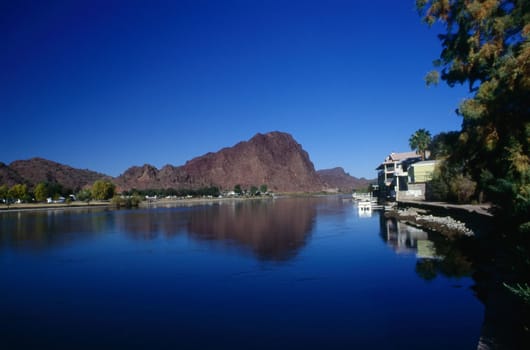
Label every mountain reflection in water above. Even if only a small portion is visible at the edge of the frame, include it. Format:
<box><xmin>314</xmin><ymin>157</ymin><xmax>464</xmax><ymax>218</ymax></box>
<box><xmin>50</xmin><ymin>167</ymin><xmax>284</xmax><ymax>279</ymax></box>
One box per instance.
<box><xmin>3</xmin><ymin>196</ymin><xmax>519</xmax><ymax>349</ymax></box>
<box><xmin>0</xmin><ymin>209</ymin><xmax>112</xmax><ymax>250</ymax></box>
<box><xmin>1</xmin><ymin>198</ymin><xmax>317</xmax><ymax>261</ymax></box>
<box><xmin>187</xmin><ymin>199</ymin><xmax>315</xmax><ymax>261</ymax></box>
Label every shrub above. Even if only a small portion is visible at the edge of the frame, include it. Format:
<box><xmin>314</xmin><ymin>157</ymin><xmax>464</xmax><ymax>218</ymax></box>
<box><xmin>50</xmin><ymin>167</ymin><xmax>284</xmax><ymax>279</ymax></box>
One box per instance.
<box><xmin>111</xmin><ymin>195</ymin><xmax>142</xmax><ymax>209</ymax></box>
<box><xmin>449</xmin><ymin>174</ymin><xmax>477</xmax><ymax>203</ymax></box>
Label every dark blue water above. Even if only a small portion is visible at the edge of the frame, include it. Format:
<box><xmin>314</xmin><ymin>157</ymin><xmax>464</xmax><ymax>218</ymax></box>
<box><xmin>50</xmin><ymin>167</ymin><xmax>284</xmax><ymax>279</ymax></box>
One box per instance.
<box><xmin>0</xmin><ymin>196</ymin><xmax>483</xmax><ymax>349</ymax></box>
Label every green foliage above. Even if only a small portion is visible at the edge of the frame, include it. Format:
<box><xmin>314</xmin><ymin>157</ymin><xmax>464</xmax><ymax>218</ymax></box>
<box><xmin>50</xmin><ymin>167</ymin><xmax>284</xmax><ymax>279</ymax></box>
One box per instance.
<box><xmin>450</xmin><ymin>174</ymin><xmax>477</xmax><ymax>203</ymax></box>
<box><xmin>504</xmin><ymin>282</ymin><xmax>530</xmax><ymax>304</ymax></box>
<box><xmin>77</xmin><ymin>189</ymin><xmax>92</xmax><ymax>204</ymax></box>
<box><xmin>426</xmin><ymin>160</ymin><xmax>477</xmax><ymax>203</ymax></box>
<box><xmin>91</xmin><ymin>180</ymin><xmax>115</xmax><ymax>200</ymax></box>
<box><xmin>417</xmin><ymin>0</ymin><xmax>530</xmax><ymax>225</ymax></box>
<box><xmin>0</xmin><ymin>184</ymin><xmax>8</xmax><ymax>202</ymax></box>
<box><xmin>121</xmin><ymin>187</ymin><xmax>221</xmax><ymax>198</ymax></box>
<box><xmin>196</xmin><ymin>186</ymin><xmax>220</xmax><ymax>197</ymax></box>
<box><xmin>429</xmin><ymin>131</ymin><xmax>460</xmax><ymax>160</ymax></box>
<box><xmin>425</xmin><ymin>70</ymin><xmax>440</xmax><ymax>86</ymax></box>
<box><xmin>8</xmin><ymin>184</ymin><xmax>28</xmax><ymax>202</ymax></box>
<box><xmin>111</xmin><ymin>195</ymin><xmax>142</xmax><ymax>209</ymax></box>
<box><xmin>409</xmin><ymin>128</ymin><xmax>432</xmax><ymax>160</ymax></box>
<box><xmin>249</xmin><ymin>185</ymin><xmax>258</xmax><ymax>195</ymax></box>
<box><xmin>234</xmin><ymin>184</ymin><xmax>243</xmax><ymax>195</ymax></box>
<box><xmin>427</xmin><ymin>167</ymin><xmax>451</xmax><ymax>201</ymax></box>
<box><xmin>34</xmin><ymin>182</ymin><xmax>49</xmax><ymax>202</ymax></box>
<box><xmin>32</xmin><ymin>182</ymin><xmax>69</xmax><ymax>202</ymax></box>
<box><xmin>260</xmin><ymin>184</ymin><xmax>268</xmax><ymax>193</ymax></box>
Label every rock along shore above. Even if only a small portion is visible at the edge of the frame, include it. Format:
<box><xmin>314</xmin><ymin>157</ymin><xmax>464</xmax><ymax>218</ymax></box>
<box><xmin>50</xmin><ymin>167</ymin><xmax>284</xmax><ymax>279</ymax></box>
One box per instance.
<box><xmin>385</xmin><ymin>207</ymin><xmax>475</xmax><ymax>238</ymax></box>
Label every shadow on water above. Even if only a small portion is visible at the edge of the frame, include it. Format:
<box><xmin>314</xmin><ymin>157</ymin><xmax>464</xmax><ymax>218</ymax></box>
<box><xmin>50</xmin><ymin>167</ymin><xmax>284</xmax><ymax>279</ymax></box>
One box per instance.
<box><xmin>380</xmin><ymin>215</ymin><xmax>530</xmax><ymax>349</ymax></box>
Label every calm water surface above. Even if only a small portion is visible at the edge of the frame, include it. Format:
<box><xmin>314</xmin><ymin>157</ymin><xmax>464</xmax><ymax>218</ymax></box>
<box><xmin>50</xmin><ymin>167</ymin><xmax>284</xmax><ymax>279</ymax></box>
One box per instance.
<box><xmin>1</xmin><ymin>196</ymin><xmax>483</xmax><ymax>349</ymax></box>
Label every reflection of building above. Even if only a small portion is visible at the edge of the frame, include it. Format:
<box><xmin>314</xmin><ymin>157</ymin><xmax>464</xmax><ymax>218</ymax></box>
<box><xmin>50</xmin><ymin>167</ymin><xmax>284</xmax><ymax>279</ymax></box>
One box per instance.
<box><xmin>416</xmin><ymin>240</ymin><xmax>438</xmax><ymax>259</ymax></box>
<box><xmin>380</xmin><ymin>216</ymin><xmax>438</xmax><ymax>258</ymax></box>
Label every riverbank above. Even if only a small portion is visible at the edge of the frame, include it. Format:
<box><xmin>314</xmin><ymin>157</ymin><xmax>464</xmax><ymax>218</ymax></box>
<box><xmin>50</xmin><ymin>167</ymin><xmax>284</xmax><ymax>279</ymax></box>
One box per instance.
<box><xmin>0</xmin><ymin>192</ymin><xmax>346</xmax><ymax>213</ymax></box>
<box><xmin>140</xmin><ymin>195</ymin><xmax>271</xmax><ymax>208</ymax></box>
<box><xmin>386</xmin><ymin>200</ymin><xmax>494</xmax><ymax>238</ymax></box>
<box><xmin>0</xmin><ymin>201</ymin><xmax>110</xmax><ymax>212</ymax></box>
<box><xmin>397</xmin><ymin>199</ymin><xmax>492</xmax><ymax>217</ymax></box>
<box><xmin>0</xmin><ymin>195</ymin><xmax>274</xmax><ymax>213</ymax></box>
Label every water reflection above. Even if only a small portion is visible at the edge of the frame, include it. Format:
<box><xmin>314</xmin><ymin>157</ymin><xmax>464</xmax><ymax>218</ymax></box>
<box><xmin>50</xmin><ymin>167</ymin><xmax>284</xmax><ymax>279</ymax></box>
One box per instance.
<box><xmin>356</xmin><ymin>204</ymin><xmax>373</xmax><ymax>218</ymax></box>
<box><xmin>379</xmin><ymin>216</ymin><xmax>432</xmax><ymax>257</ymax></box>
<box><xmin>1</xmin><ymin>198</ymin><xmax>317</xmax><ymax>261</ymax></box>
<box><xmin>114</xmin><ymin>208</ymin><xmax>189</xmax><ymax>239</ymax></box>
<box><xmin>187</xmin><ymin>199</ymin><xmax>315</xmax><ymax>261</ymax></box>
<box><xmin>0</xmin><ymin>209</ymin><xmax>111</xmax><ymax>250</ymax></box>
<box><xmin>378</xmin><ymin>214</ymin><xmax>530</xmax><ymax>348</ymax></box>
<box><xmin>114</xmin><ymin>198</ymin><xmax>316</xmax><ymax>260</ymax></box>
<box><xmin>3</xmin><ymin>197</ymin><xmax>524</xmax><ymax>348</ymax></box>
<box><xmin>379</xmin><ymin>215</ymin><xmax>473</xmax><ymax>280</ymax></box>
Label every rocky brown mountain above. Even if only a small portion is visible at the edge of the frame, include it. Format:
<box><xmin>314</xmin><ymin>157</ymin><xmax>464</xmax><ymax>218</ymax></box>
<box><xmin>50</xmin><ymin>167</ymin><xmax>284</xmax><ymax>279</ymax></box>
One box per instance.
<box><xmin>3</xmin><ymin>132</ymin><xmax>370</xmax><ymax>194</ymax></box>
<box><xmin>317</xmin><ymin>167</ymin><xmax>374</xmax><ymax>192</ymax></box>
<box><xmin>0</xmin><ymin>162</ymin><xmax>27</xmax><ymax>187</ymax></box>
<box><xmin>116</xmin><ymin>131</ymin><xmax>326</xmax><ymax>192</ymax></box>
<box><xmin>115</xmin><ymin>164</ymin><xmax>161</xmax><ymax>190</ymax></box>
<box><xmin>7</xmin><ymin>157</ymin><xmax>109</xmax><ymax>190</ymax></box>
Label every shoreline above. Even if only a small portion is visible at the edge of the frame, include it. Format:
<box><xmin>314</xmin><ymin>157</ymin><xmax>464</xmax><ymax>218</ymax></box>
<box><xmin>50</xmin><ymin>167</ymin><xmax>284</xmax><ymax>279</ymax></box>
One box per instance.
<box><xmin>0</xmin><ymin>201</ymin><xmax>110</xmax><ymax>213</ymax></box>
<box><xmin>385</xmin><ymin>207</ymin><xmax>475</xmax><ymax>238</ymax></box>
<box><xmin>2</xmin><ymin>194</ymin><xmax>492</xmax><ymax>238</ymax></box>
<box><xmin>0</xmin><ymin>192</ymin><xmax>352</xmax><ymax>213</ymax></box>
<box><xmin>386</xmin><ymin>200</ymin><xmax>494</xmax><ymax>238</ymax></box>
<box><xmin>0</xmin><ymin>195</ymin><xmax>282</xmax><ymax>213</ymax></box>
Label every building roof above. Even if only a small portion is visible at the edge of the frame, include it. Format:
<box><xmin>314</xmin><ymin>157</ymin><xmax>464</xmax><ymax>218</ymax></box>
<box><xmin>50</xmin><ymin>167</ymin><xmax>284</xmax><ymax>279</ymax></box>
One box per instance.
<box><xmin>387</xmin><ymin>151</ymin><xmax>420</xmax><ymax>161</ymax></box>
<box><xmin>376</xmin><ymin>151</ymin><xmax>422</xmax><ymax>170</ymax></box>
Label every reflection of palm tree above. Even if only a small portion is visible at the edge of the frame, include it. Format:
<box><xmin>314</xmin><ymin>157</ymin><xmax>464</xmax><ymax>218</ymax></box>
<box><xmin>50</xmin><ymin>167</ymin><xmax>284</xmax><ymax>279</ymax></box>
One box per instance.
<box><xmin>409</xmin><ymin>128</ymin><xmax>432</xmax><ymax>160</ymax></box>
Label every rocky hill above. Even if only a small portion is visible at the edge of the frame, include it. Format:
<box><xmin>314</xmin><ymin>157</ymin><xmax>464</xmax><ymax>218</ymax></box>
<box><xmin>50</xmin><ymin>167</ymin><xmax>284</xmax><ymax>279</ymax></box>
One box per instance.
<box><xmin>0</xmin><ymin>162</ymin><xmax>27</xmax><ymax>187</ymax></box>
<box><xmin>116</xmin><ymin>131</ymin><xmax>326</xmax><ymax>192</ymax></box>
<box><xmin>6</xmin><ymin>158</ymin><xmax>109</xmax><ymax>190</ymax></box>
<box><xmin>3</xmin><ymin>132</ymin><xmax>371</xmax><ymax>194</ymax></box>
<box><xmin>317</xmin><ymin>167</ymin><xmax>374</xmax><ymax>192</ymax></box>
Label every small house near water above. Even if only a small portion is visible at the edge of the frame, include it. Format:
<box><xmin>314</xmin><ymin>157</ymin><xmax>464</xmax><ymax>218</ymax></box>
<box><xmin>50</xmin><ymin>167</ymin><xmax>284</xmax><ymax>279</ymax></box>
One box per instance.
<box><xmin>376</xmin><ymin>152</ymin><xmax>438</xmax><ymax>201</ymax></box>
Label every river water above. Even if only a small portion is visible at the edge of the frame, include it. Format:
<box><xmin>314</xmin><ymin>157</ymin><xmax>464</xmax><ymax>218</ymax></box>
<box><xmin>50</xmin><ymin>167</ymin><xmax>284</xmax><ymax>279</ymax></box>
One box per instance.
<box><xmin>1</xmin><ymin>196</ymin><xmax>485</xmax><ymax>349</ymax></box>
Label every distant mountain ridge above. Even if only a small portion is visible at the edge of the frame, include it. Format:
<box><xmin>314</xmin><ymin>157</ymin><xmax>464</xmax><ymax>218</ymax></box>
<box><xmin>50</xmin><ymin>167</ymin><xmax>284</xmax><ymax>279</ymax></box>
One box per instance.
<box><xmin>316</xmin><ymin>167</ymin><xmax>374</xmax><ymax>192</ymax></box>
<box><xmin>2</xmin><ymin>132</ymin><xmax>373</xmax><ymax>193</ymax></box>
<box><xmin>0</xmin><ymin>162</ymin><xmax>26</xmax><ymax>187</ymax></box>
<box><xmin>1</xmin><ymin>158</ymin><xmax>109</xmax><ymax>190</ymax></box>
<box><xmin>115</xmin><ymin>132</ymin><xmax>326</xmax><ymax>192</ymax></box>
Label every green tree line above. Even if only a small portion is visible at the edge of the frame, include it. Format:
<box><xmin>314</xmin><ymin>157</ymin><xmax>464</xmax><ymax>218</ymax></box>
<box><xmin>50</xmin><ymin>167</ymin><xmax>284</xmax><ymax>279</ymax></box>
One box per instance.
<box><xmin>0</xmin><ymin>179</ymin><xmax>117</xmax><ymax>205</ymax></box>
<box><xmin>416</xmin><ymin>0</ymin><xmax>529</xmax><ymax>231</ymax></box>
<box><xmin>416</xmin><ymin>0</ymin><xmax>529</xmax><ymax>305</ymax></box>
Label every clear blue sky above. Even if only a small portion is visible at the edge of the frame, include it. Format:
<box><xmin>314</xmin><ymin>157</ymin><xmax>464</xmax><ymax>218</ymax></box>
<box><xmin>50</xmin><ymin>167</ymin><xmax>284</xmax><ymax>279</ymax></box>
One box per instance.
<box><xmin>2</xmin><ymin>0</ymin><xmax>468</xmax><ymax>179</ymax></box>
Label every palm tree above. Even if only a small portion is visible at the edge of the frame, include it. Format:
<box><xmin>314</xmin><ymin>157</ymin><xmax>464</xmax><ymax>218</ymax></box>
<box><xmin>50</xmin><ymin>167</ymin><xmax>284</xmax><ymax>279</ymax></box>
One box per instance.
<box><xmin>409</xmin><ymin>128</ymin><xmax>432</xmax><ymax>160</ymax></box>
